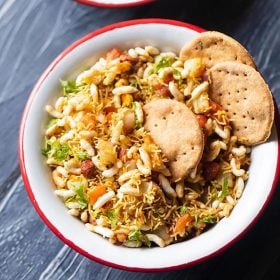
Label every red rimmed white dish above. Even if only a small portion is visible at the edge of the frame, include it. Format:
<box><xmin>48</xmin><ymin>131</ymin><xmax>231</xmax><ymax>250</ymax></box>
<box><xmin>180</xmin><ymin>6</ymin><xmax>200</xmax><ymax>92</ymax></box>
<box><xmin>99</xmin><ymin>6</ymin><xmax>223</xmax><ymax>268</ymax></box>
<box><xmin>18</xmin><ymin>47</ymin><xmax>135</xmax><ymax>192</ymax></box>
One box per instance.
<box><xmin>19</xmin><ymin>18</ymin><xmax>280</xmax><ymax>271</ymax></box>
<box><xmin>75</xmin><ymin>0</ymin><xmax>155</xmax><ymax>8</ymax></box>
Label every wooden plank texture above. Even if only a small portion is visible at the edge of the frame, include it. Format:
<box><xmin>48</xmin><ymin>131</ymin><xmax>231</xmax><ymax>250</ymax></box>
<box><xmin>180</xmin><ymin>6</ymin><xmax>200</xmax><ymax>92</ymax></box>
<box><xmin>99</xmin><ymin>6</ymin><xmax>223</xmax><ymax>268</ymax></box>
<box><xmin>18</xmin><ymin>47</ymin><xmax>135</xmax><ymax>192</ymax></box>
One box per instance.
<box><xmin>0</xmin><ymin>0</ymin><xmax>280</xmax><ymax>279</ymax></box>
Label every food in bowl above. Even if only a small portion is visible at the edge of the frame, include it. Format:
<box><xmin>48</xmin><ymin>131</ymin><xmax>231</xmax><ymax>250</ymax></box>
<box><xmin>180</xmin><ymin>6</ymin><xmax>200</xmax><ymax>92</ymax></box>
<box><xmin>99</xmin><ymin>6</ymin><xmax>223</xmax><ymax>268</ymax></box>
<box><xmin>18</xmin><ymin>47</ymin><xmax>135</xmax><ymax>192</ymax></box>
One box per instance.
<box><xmin>19</xmin><ymin>20</ymin><xmax>279</xmax><ymax>270</ymax></box>
<box><xmin>41</xmin><ymin>31</ymin><xmax>274</xmax><ymax>248</ymax></box>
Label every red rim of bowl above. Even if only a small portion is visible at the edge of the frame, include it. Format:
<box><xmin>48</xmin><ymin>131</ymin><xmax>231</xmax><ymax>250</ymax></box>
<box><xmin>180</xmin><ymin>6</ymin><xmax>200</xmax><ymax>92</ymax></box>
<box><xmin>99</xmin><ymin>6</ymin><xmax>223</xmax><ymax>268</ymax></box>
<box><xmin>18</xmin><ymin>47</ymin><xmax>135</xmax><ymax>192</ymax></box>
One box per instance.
<box><xmin>75</xmin><ymin>0</ymin><xmax>155</xmax><ymax>8</ymax></box>
<box><xmin>18</xmin><ymin>18</ymin><xmax>280</xmax><ymax>272</ymax></box>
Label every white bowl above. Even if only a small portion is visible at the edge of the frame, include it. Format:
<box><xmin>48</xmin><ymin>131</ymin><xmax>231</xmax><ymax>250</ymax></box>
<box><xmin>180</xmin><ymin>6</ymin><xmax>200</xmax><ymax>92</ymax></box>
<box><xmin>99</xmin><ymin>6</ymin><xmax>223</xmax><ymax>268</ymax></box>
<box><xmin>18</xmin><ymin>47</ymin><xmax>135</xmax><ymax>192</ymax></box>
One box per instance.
<box><xmin>19</xmin><ymin>19</ymin><xmax>280</xmax><ymax>271</ymax></box>
<box><xmin>75</xmin><ymin>0</ymin><xmax>155</xmax><ymax>8</ymax></box>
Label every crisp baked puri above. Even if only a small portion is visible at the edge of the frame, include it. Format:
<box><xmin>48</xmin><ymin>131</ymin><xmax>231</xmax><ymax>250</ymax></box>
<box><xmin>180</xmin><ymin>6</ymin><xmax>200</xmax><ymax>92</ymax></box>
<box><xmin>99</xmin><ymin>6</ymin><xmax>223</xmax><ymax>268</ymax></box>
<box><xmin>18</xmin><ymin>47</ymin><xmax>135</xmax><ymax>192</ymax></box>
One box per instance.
<box><xmin>179</xmin><ymin>31</ymin><xmax>256</xmax><ymax>69</ymax></box>
<box><xmin>208</xmin><ymin>61</ymin><xmax>274</xmax><ymax>145</ymax></box>
<box><xmin>143</xmin><ymin>99</ymin><xmax>204</xmax><ymax>181</ymax></box>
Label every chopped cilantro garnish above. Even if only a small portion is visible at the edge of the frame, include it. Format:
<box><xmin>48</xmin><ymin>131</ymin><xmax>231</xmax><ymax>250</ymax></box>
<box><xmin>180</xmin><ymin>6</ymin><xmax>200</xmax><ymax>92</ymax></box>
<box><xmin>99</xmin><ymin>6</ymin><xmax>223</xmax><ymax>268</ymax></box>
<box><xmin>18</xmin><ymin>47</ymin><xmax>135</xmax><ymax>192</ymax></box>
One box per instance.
<box><xmin>72</xmin><ymin>182</ymin><xmax>87</xmax><ymax>202</ymax></box>
<box><xmin>41</xmin><ymin>147</ymin><xmax>50</xmax><ymax>157</ymax></box>
<box><xmin>131</xmin><ymin>102</ymin><xmax>136</xmax><ymax>110</ymax></box>
<box><xmin>148</xmin><ymin>84</ymin><xmax>154</xmax><ymax>94</ymax></box>
<box><xmin>52</xmin><ymin>142</ymin><xmax>70</xmax><ymax>161</ymax></box>
<box><xmin>47</xmin><ymin>118</ymin><xmax>58</xmax><ymax>128</ymax></box>
<box><xmin>89</xmin><ymin>209</ymin><xmax>101</xmax><ymax>219</ymax></box>
<box><xmin>173</xmin><ymin>69</ymin><xmax>183</xmax><ymax>86</ymax></box>
<box><xmin>41</xmin><ymin>137</ymin><xmax>51</xmax><ymax>157</ymax></box>
<box><xmin>219</xmin><ymin>177</ymin><xmax>229</xmax><ymax>198</ymax></box>
<box><xmin>77</xmin><ymin>199</ymin><xmax>87</xmax><ymax>209</ymax></box>
<box><xmin>201</xmin><ymin>216</ymin><xmax>216</xmax><ymax>224</ymax></box>
<box><xmin>150</xmin><ymin>57</ymin><xmax>172</xmax><ymax>74</ymax></box>
<box><xmin>60</xmin><ymin>79</ymin><xmax>80</xmax><ymax>95</ymax></box>
<box><xmin>130</xmin><ymin>79</ymin><xmax>140</xmax><ymax>89</ymax></box>
<box><xmin>128</xmin><ymin>229</ymin><xmax>151</xmax><ymax>247</ymax></box>
<box><xmin>65</xmin><ymin>197</ymin><xmax>87</xmax><ymax>209</ymax></box>
<box><xmin>42</xmin><ymin>140</ymin><xmax>70</xmax><ymax>161</ymax></box>
<box><xmin>66</xmin><ymin>182</ymin><xmax>88</xmax><ymax>209</ymax></box>
<box><xmin>135</xmin><ymin>120</ymin><xmax>142</xmax><ymax>129</ymax></box>
<box><xmin>132</xmin><ymin>102</ymin><xmax>142</xmax><ymax>129</ymax></box>
<box><xmin>180</xmin><ymin>205</ymin><xmax>187</xmax><ymax>215</ymax></box>
<box><xmin>75</xmin><ymin>151</ymin><xmax>90</xmax><ymax>160</ymax></box>
<box><xmin>107</xmin><ymin>209</ymin><xmax>118</xmax><ymax>228</ymax></box>
<box><xmin>128</xmin><ymin>229</ymin><xmax>141</xmax><ymax>241</ymax></box>
<box><xmin>145</xmin><ymin>238</ymin><xmax>152</xmax><ymax>248</ymax></box>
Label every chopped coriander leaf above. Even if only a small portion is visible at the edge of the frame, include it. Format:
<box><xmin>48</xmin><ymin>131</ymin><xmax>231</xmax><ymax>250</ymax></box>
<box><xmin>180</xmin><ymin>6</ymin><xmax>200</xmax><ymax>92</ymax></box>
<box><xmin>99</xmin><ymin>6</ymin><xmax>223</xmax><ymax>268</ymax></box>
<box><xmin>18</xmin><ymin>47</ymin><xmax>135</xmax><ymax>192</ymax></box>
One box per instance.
<box><xmin>72</xmin><ymin>182</ymin><xmax>87</xmax><ymax>203</ymax></box>
<box><xmin>51</xmin><ymin>141</ymin><xmax>70</xmax><ymax>161</ymax></box>
<box><xmin>41</xmin><ymin>137</ymin><xmax>51</xmax><ymax>157</ymax></box>
<box><xmin>60</xmin><ymin>79</ymin><xmax>80</xmax><ymax>95</ymax></box>
<box><xmin>41</xmin><ymin>134</ymin><xmax>68</xmax><ymax>159</ymax></box>
<box><xmin>41</xmin><ymin>147</ymin><xmax>50</xmax><ymax>157</ymax></box>
<box><xmin>128</xmin><ymin>229</ymin><xmax>141</xmax><ymax>241</ymax></box>
<box><xmin>47</xmin><ymin>118</ymin><xmax>58</xmax><ymax>128</ymax></box>
<box><xmin>130</xmin><ymin>79</ymin><xmax>140</xmax><ymax>89</ymax></box>
<box><xmin>150</xmin><ymin>57</ymin><xmax>172</xmax><ymax>74</ymax></box>
<box><xmin>148</xmin><ymin>84</ymin><xmax>154</xmax><ymax>94</ymax></box>
<box><xmin>219</xmin><ymin>177</ymin><xmax>229</xmax><ymax>198</ymax></box>
<box><xmin>201</xmin><ymin>216</ymin><xmax>216</xmax><ymax>224</ymax></box>
<box><xmin>77</xmin><ymin>199</ymin><xmax>87</xmax><ymax>209</ymax></box>
<box><xmin>193</xmin><ymin>213</ymin><xmax>199</xmax><ymax>224</ymax></box>
<box><xmin>143</xmin><ymin>235</ymin><xmax>151</xmax><ymax>247</ymax></box>
<box><xmin>173</xmin><ymin>69</ymin><xmax>183</xmax><ymax>86</ymax></box>
<box><xmin>180</xmin><ymin>205</ymin><xmax>187</xmax><ymax>215</ymax></box>
<box><xmin>75</xmin><ymin>151</ymin><xmax>90</xmax><ymax>160</ymax></box>
<box><xmin>128</xmin><ymin>229</ymin><xmax>151</xmax><ymax>247</ymax></box>
<box><xmin>90</xmin><ymin>209</ymin><xmax>101</xmax><ymax>219</ymax></box>
<box><xmin>132</xmin><ymin>102</ymin><xmax>142</xmax><ymax>129</ymax></box>
<box><xmin>135</xmin><ymin>119</ymin><xmax>142</xmax><ymax>129</ymax></box>
<box><xmin>131</xmin><ymin>102</ymin><xmax>136</xmax><ymax>110</ymax></box>
<box><xmin>107</xmin><ymin>209</ymin><xmax>118</xmax><ymax>228</ymax></box>
<box><xmin>65</xmin><ymin>197</ymin><xmax>87</xmax><ymax>209</ymax></box>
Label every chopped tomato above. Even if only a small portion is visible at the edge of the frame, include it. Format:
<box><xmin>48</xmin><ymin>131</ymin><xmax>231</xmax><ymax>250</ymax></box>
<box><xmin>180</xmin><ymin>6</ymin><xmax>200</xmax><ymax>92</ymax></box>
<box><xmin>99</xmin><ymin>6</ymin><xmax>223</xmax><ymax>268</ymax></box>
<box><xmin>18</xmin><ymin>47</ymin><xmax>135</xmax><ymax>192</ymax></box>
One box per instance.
<box><xmin>103</xmin><ymin>106</ymin><xmax>116</xmax><ymax>122</ymax></box>
<box><xmin>196</xmin><ymin>115</ymin><xmax>207</xmax><ymax>128</ymax></box>
<box><xmin>116</xmin><ymin>233</ymin><xmax>128</xmax><ymax>242</ymax></box>
<box><xmin>174</xmin><ymin>213</ymin><xmax>192</xmax><ymax>236</ymax></box>
<box><xmin>209</xmin><ymin>100</ymin><xmax>223</xmax><ymax>113</ymax></box>
<box><xmin>153</xmin><ymin>84</ymin><xmax>171</xmax><ymax>97</ymax></box>
<box><xmin>118</xmin><ymin>147</ymin><xmax>127</xmax><ymax>159</ymax></box>
<box><xmin>88</xmin><ymin>185</ymin><xmax>107</xmax><ymax>204</ymax></box>
<box><xmin>89</xmin><ymin>215</ymin><xmax>97</xmax><ymax>225</ymax></box>
<box><xmin>103</xmin><ymin>106</ymin><xmax>117</xmax><ymax>114</ymax></box>
<box><xmin>106</xmin><ymin>48</ymin><xmax>122</xmax><ymax>60</ymax></box>
<box><xmin>120</xmin><ymin>53</ymin><xmax>137</xmax><ymax>63</ymax></box>
<box><xmin>106</xmin><ymin>112</ymin><xmax>114</xmax><ymax>122</ymax></box>
<box><xmin>201</xmin><ymin>72</ymin><xmax>208</xmax><ymax>81</ymax></box>
<box><xmin>203</xmin><ymin>162</ymin><xmax>220</xmax><ymax>181</ymax></box>
<box><xmin>163</xmin><ymin>72</ymin><xmax>174</xmax><ymax>84</ymax></box>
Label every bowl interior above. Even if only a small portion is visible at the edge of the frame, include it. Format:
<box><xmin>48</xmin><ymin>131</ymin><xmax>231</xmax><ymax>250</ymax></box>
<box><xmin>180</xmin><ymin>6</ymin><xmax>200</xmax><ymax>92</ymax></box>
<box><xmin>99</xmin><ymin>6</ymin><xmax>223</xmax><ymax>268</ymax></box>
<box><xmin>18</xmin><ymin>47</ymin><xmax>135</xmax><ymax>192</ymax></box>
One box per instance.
<box><xmin>20</xmin><ymin>20</ymin><xmax>279</xmax><ymax>270</ymax></box>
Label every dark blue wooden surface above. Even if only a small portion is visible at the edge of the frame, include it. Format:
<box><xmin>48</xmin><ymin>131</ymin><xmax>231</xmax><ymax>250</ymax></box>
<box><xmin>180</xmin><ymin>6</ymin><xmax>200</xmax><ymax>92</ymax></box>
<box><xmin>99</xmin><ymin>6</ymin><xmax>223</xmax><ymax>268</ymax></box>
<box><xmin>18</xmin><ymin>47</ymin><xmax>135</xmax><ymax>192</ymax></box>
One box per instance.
<box><xmin>1</xmin><ymin>0</ymin><xmax>280</xmax><ymax>279</ymax></box>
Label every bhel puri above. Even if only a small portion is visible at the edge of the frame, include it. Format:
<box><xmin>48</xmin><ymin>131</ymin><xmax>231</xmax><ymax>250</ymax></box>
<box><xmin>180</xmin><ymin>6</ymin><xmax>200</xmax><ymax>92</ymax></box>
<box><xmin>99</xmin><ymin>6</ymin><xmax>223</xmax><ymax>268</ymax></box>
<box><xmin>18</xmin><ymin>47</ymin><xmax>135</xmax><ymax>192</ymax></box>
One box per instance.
<box><xmin>42</xmin><ymin>31</ymin><xmax>274</xmax><ymax>248</ymax></box>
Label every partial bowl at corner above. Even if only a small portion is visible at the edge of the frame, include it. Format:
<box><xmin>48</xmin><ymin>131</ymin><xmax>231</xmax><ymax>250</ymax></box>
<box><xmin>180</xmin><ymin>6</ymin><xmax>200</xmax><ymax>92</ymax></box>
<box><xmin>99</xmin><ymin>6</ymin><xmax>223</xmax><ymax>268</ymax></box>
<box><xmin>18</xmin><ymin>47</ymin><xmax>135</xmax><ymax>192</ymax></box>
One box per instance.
<box><xmin>75</xmin><ymin>0</ymin><xmax>156</xmax><ymax>8</ymax></box>
<box><xmin>18</xmin><ymin>19</ymin><xmax>280</xmax><ymax>271</ymax></box>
